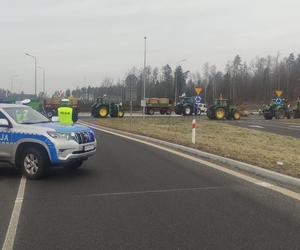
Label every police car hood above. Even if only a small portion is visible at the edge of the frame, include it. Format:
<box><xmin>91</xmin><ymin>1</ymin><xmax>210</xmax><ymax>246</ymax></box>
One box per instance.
<box><xmin>32</xmin><ymin>122</ymin><xmax>91</xmax><ymax>133</ymax></box>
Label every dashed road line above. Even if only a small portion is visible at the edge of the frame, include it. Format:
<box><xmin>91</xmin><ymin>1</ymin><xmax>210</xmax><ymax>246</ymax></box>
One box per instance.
<box><xmin>248</xmin><ymin>125</ymin><xmax>264</xmax><ymax>129</ymax></box>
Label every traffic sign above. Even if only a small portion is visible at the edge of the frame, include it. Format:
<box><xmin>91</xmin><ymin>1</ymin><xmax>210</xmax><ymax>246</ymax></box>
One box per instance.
<box><xmin>194</xmin><ymin>87</ymin><xmax>203</xmax><ymax>96</ymax></box>
<box><xmin>275</xmin><ymin>98</ymin><xmax>282</xmax><ymax>105</ymax></box>
<box><xmin>194</xmin><ymin>96</ymin><xmax>202</xmax><ymax>104</ymax></box>
<box><xmin>275</xmin><ymin>90</ymin><xmax>283</xmax><ymax>97</ymax></box>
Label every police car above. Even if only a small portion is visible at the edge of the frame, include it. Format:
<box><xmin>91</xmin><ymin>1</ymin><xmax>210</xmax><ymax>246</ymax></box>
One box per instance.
<box><xmin>0</xmin><ymin>104</ymin><xmax>97</xmax><ymax>179</ymax></box>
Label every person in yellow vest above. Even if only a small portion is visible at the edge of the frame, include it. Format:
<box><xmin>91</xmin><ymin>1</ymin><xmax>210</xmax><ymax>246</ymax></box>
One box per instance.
<box><xmin>58</xmin><ymin>99</ymin><xmax>73</xmax><ymax>125</ymax></box>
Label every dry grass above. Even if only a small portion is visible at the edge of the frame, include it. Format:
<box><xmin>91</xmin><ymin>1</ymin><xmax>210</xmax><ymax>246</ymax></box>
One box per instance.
<box><xmin>85</xmin><ymin>117</ymin><xmax>300</xmax><ymax>178</ymax></box>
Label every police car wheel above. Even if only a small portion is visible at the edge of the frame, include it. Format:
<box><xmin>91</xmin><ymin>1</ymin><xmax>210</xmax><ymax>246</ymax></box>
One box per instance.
<box><xmin>20</xmin><ymin>148</ymin><xmax>49</xmax><ymax>180</ymax></box>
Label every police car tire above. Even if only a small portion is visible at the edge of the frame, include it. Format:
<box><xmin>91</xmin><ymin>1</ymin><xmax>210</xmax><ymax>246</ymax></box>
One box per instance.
<box><xmin>20</xmin><ymin>147</ymin><xmax>49</xmax><ymax>180</ymax></box>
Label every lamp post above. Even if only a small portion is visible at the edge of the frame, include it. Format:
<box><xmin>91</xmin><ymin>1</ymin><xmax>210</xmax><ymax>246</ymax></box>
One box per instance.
<box><xmin>10</xmin><ymin>75</ymin><xmax>19</xmax><ymax>93</ymax></box>
<box><xmin>25</xmin><ymin>53</ymin><xmax>37</xmax><ymax>96</ymax></box>
<box><xmin>174</xmin><ymin>59</ymin><xmax>187</xmax><ymax>104</ymax></box>
<box><xmin>38</xmin><ymin>66</ymin><xmax>46</xmax><ymax>94</ymax></box>
<box><xmin>143</xmin><ymin>36</ymin><xmax>147</xmax><ymax>118</ymax></box>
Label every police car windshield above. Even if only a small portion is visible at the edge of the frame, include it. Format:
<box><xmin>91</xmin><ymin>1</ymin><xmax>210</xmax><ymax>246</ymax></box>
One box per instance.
<box><xmin>4</xmin><ymin>107</ymin><xmax>50</xmax><ymax>124</ymax></box>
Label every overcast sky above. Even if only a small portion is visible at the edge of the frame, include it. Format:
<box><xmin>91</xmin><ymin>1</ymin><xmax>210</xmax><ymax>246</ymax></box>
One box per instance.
<box><xmin>1</xmin><ymin>0</ymin><xmax>299</xmax><ymax>94</ymax></box>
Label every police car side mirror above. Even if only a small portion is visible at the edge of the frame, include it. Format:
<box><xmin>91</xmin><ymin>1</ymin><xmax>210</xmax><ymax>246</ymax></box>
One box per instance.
<box><xmin>51</xmin><ymin>116</ymin><xmax>59</xmax><ymax>122</ymax></box>
<box><xmin>0</xmin><ymin>119</ymin><xmax>9</xmax><ymax>128</ymax></box>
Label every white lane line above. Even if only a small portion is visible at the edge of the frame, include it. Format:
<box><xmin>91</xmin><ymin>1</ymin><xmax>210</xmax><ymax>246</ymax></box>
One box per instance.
<box><xmin>289</xmin><ymin>125</ymin><xmax>300</xmax><ymax>128</ymax></box>
<box><xmin>80</xmin><ymin>121</ymin><xmax>300</xmax><ymax>202</ymax></box>
<box><xmin>248</xmin><ymin>125</ymin><xmax>264</xmax><ymax>129</ymax></box>
<box><xmin>2</xmin><ymin>176</ymin><xmax>27</xmax><ymax>250</ymax></box>
<box><xmin>84</xmin><ymin>186</ymin><xmax>225</xmax><ymax>198</ymax></box>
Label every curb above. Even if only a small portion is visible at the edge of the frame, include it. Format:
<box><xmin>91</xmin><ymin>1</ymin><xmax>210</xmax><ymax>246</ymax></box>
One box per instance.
<box><xmin>79</xmin><ymin>120</ymin><xmax>300</xmax><ymax>189</ymax></box>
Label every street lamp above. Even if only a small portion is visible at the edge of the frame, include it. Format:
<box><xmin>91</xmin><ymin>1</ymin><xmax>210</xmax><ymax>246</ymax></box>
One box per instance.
<box><xmin>10</xmin><ymin>75</ymin><xmax>19</xmax><ymax>93</ymax></box>
<box><xmin>25</xmin><ymin>53</ymin><xmax>37</xmax><ymax>96</ymax></box>
<box><xmin>174</xmin><ymin>59</ymin><xmax>187</xmax><ymax>104</ymax></box>
<box><xmin>143</xmin><ymin>36</ymin><xmax>147</xmax><ymax>118</ymax></box>
<box><xmin>37</xmin><ymin>66</ymin><xmax>46</xmax><ymax>95</ymax></box>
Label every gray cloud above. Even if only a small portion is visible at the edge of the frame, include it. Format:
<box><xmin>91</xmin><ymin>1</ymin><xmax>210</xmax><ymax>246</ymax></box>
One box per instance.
<box><xmin>0</xmin><ymin>0</ymin><xmax>299</xmax><ymax>94</ymax></box>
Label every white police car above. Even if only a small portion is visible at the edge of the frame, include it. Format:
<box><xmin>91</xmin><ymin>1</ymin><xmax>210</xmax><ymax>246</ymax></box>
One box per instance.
<box><xmin>0</xmin><ymin>104</ymin><xmax>97</xmax><ymax>179</ymax></box>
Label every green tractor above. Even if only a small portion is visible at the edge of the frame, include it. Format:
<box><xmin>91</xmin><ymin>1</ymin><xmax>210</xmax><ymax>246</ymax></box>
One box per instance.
<box><xmin>175</xmin><ymin>96</ymin><xmax>202</xmax><ymax>116</ymax></box>
<box><xmin>207</xmin><ymin>98</ymin><xmax>241</xmax><ymax>120</ymax></box>
<box><xmin>91</xmin><ymin>97</ymin><xmax>124</xmax><ymax>118</ymax></box>
<box><xmin>262</xmin><ymin>98</ymin><xmax>290</xmax><ymax>120</ymax></box>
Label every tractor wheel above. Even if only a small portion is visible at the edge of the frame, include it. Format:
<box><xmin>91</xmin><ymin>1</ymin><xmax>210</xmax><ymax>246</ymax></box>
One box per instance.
<box><xmin>207</xmin><ymin>109</ymin><xmax>215</xmax><ymax>120</ymax></box>
<box><xmin>183</xmin><ymin>106</ymin><xmax>192</xmax><ymax>116</ymax></box>
<box><xmin>275</xmin><ymin>108</ymin><xmax>285</xmax><ymax>119</ymax></box>
<box><xmin>215</xmin><ymin>108</ymin><xmax>225</xmax><ymax>120</ymax></box>
<box><xmin>98</xmin><ymin>106</ymin><xmax>109</xmax><ymax>118</ymax></box>
<box><xmin>166</xmin><ymin>109</ymin><xmax>172</xmax><ymax>115</ymax></box>
<box><xmin>160</xmin><ymin>109</ymin><xmax>166</xmax><ymax>115</ymax></box>
<box><xmin>263</xmin><ymin>113</ymin><xmax>273</xmax><ymax>120</ymax></box>
<box><xmin>148</xmin><ymin>109</ymin><xmax>155</xmax><ymax>115</ymax></box>
<box><xmin>233</xmin><ymin>111</ymin><xmax>241</xmax><ymax>120</ymax></box>
<box><xmin>118</xmin><ymin>111</ymin><xmax>125</xmax><ymax>118</ymax></box>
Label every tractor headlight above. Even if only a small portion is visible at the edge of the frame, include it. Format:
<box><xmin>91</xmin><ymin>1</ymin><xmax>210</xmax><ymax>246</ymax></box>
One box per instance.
<box><xmin>47</xmin><ymin>131</ymin><xmax>76</xmax><ymax>141</ymax></box>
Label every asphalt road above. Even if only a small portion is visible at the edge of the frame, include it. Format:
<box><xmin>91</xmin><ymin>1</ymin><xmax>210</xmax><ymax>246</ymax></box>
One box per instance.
<box><xmin>223</xmin><ymin>115</ymin><xmax>300</xmax><ymax>138</ymax></box>
<box><xmin>1</xmin><ymin>130</ymin><xmax>300</xmax><ymax>250</ymax></box>
<box><xmin>80</xmin><ymin>112</ymin><xmax>300</xmax><ymax>138</ymax></box>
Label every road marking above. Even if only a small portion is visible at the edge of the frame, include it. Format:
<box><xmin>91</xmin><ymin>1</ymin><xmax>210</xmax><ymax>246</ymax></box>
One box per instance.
<box><xmin>248</xmin><ymin>125</ymin><xmax>264</xmax><ymax>129</ymax></box>
<box><xmin>80</xmin><ymin>121</ymin><xmax>300</xmax><ymax>202</ymax></box>
<box><xmin>289</xmin><ymin>125</ymin><xmax>300</xmax><ymax>128</ymax></box>
<box><xmin>84</xmin><ymin>186</ymin><xmax>225</xmax><ymax>198</ymax></box>
<box><xmin>2</xmin><ymin>177</ymin><xmax>27</xmax><ymax>250</ymax></box>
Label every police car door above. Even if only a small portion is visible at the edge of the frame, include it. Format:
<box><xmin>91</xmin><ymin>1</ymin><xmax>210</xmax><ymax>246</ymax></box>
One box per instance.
<box><xmin>0</xmin><ymin>111</ymin><xmax>13</xmax><ymax>160</ymax></box>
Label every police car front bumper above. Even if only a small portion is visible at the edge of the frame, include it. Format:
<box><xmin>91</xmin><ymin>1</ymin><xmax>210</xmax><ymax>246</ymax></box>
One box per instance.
<box><xmin>54</xmin><ymin>139</ymin><xmax>97</xmax><ymax>163</ymax></box>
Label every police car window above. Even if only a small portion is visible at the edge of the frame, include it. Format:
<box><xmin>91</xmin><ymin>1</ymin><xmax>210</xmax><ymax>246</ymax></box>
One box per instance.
<box><xmin>0</xmin><ymin>111</ymin><xmax>7</xmax><ymax>119</ymax></box>
<box><xmin>3</xmin><ymin>107</ymin><xmax>49</xmax><ymax>124</ymax></box>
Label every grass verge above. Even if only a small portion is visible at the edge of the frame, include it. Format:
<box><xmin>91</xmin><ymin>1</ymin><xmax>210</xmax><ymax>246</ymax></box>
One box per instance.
<box><xmin>84</xmin><ymin>117</ymin><xmax>300</xmax><ymax>178</ymax></box>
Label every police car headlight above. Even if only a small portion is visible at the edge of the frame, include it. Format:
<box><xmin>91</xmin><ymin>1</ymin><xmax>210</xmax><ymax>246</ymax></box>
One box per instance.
<box><xmin>47</xmin><ymin>131</ymin><xmax>76</xmax><ymax>141</ymax></box>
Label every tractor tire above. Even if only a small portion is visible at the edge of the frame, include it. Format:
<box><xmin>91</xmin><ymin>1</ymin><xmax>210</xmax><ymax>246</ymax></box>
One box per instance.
<box><xmin>207</xmin><ymin>109</ymin><xmax>215</xmax><ymax>120</ymax></box>
<box><xmin>148</xmin><ymin>109</ymin><xmax>155</xmax><ymax>115</ymax></box>
<box><xmin>183</xmin><ymin>105</ymin><xmax>192</xmax><ymax>116</ymax></box>
<box><xmin>166</xmin><ymin>109</ymin><xmax>172</xmax><ymax>115</ymax></box>
<box><xmin>160</xmin><ymin>109</ymin><xmax>166</xmax><ymax>115</ymax></box>
<box><xmin>233</xmin><ymin>111</ymin><xmax>241</xmax><ymax>120</ymax></box>
<box><xmin>275</xmin><ymin>108</ymin><xmax>285</xmax><ymax>119</ymax></box>
<box><xmin>263</xmin><ymin>112</ymin><xmax>273</xmax><ymax>120</ymax></box>
<box><xmin>98</xmin><ymin>106</ymin><xmax>109</xmax><ymax>118</ymax></box>
<box><xmin>118</xmin><ymin>111</ymin><xmax>125</xmax><ymax>118</ymax></box>
<box><xmin>215</xmin><ymin>108</ymin><xmax>225</xmax><ymax>120</ymax></box>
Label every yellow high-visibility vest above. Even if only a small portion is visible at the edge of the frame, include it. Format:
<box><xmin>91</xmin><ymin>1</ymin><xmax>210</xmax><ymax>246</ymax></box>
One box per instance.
<box><xmin>58</xmin><ymin>107</ymin><xmax>73</xmax><ymax>125</ymax></box>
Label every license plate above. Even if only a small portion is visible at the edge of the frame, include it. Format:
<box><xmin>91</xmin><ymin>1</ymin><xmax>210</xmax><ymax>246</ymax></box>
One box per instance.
<box><xmin>84</xmin><ymin>145</ymin><xmax>94</xmax><ymax>151</ymax></box>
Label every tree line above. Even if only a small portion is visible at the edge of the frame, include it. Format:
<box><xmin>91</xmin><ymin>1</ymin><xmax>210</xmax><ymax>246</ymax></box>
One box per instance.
<box><xmin>64</xmin><ymin>52</ymin><xmax>300</xmax><ymax>105</ymax></box>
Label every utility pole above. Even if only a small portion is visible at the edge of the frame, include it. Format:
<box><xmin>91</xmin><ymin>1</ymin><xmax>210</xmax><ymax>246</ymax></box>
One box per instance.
<box><xmin>25</xmin><ymin>53</ymin><xmax>37</xmax><ymax>96</ymax></box>
<box><xmin>143</xmin><ymin>36</ymin><xmax>147</xmax><ymax>118</ymax></box>
<box><xmin>38</xmin><ymin>66</ymin><xmax>46</xmax><ymax>94</ymax></box>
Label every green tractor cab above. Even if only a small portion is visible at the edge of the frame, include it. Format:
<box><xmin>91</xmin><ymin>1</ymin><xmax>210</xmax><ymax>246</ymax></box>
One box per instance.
<box><xmin>175</xmin><ymin>96</ymin><xmax>202</xmax><ymax>116</ymax></box>
<box><xmin>263</xmin><ymin>98</ymin><xmax>290</xmax><ymax>120</ymax></box>
<box><xmin>207</xmin><ymin>98</ymin><xmax>240</xmax><ymax>120</ymax></box>
<box><xmin>21</xmin><ymin>99</ymin><xmax>45</xmax><ymax>114</ymax></box>
<box><xmin>91</xmin><ymin>97</ymin><xmax>124</xmax><ymax>118</ymax></box>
